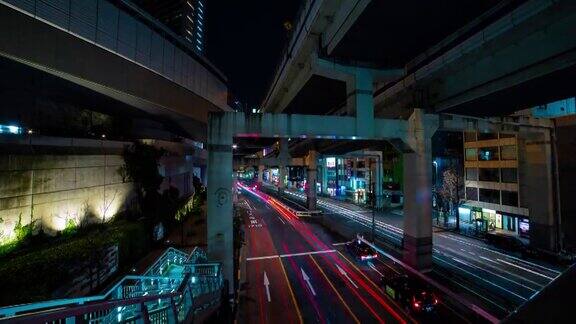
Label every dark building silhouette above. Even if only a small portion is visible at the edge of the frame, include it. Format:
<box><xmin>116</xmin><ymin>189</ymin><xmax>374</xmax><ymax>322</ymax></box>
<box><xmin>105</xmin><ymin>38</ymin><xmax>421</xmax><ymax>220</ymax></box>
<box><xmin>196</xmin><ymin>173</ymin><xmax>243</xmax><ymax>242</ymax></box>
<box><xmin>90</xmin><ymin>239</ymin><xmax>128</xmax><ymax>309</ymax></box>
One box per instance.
<box><xmin>134</xmin><ymin>0</ymin><xmax>205</xmax><ymax>53</ymax></box>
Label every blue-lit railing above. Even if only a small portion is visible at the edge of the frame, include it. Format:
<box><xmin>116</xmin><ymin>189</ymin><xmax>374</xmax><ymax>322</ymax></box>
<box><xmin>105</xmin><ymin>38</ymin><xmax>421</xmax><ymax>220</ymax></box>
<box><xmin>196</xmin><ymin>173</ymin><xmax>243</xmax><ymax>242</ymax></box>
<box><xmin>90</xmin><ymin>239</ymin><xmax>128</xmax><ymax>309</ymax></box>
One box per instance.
<box><xmin>0</xmin><ymin>247</ymin><xmax>223</xmax><ymax>323</ymax></box>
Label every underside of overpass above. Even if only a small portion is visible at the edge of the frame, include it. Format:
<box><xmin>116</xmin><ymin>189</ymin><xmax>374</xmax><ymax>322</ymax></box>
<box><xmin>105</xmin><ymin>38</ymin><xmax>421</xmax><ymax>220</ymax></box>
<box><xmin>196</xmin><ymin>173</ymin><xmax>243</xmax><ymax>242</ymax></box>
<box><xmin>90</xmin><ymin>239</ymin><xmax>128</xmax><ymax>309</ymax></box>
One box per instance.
<box><xmin>0</xmin><ymin>1</ymin><xmax>229</xmax><ymax>142</ymax></box>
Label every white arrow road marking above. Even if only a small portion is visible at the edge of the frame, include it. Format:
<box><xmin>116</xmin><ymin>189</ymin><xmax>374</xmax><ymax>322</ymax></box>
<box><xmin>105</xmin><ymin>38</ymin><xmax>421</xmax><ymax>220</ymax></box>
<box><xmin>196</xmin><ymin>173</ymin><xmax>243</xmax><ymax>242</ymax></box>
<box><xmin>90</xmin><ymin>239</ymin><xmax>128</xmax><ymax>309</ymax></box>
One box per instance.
<box><xmin>301</xmin><ymin>268</ymin><xmax>317</xmax><ymax>296</ymax></box>
<box><xmin>336</xmin><ymin>263</ymin><xmax>358</xmax><ymax>288</ymax></box>
<box><xmin>263</xmin><ymin>271</ymin><xmax>271</xmax><ymax>302</ymax></box>
<box><xmin>367</xmin><ymin>261</ymin><xmax>383</xmax><ymax>277</ymax></box>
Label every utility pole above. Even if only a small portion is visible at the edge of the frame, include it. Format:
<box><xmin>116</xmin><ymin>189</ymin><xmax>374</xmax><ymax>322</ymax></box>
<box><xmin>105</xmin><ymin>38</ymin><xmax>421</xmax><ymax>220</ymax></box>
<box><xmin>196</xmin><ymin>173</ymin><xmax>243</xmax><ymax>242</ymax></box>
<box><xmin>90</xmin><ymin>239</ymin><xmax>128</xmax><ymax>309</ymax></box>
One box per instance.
<box><xmin>371</xmin><ymin>181</ymin><xmax>375</xmax><ymax>243</ymax></box>
<box><xmin>455</xmin><ymin>167</ymin><xmax>461</xmax><ymax>231</ymax></box>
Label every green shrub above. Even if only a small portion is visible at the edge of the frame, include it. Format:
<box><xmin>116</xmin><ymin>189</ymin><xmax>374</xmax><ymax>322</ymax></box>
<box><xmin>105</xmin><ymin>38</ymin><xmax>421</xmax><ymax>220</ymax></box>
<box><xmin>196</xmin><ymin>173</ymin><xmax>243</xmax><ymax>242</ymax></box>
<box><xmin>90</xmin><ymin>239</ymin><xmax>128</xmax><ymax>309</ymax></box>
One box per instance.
<box><xmin>0</xmin><ymin>220</ymin><xmax>151</xmax><ymax>306</ymax></box>
<box><xmin>62</xmin><ymin>218</ymin><xmax>77</xmax><ymax>237</ymax></box>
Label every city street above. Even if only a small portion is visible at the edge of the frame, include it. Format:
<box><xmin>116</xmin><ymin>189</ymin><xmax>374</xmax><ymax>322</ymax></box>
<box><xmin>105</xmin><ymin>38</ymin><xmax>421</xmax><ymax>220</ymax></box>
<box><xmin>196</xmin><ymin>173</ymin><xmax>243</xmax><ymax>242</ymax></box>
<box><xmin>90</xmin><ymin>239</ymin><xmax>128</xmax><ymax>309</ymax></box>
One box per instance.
<box><xmin>237</xmin><ymin>185</ymin><xmax>466</xmax><ymax>324</ymax></box>
<box><xmin>280</xmin><ymin>189</ymin><xmax>563</xmax><ymax>319</ymax></box>
<box><xmin>1</xmin><ymin>0</ymin><xmax>575</xmax><ymax>323</ymax></box>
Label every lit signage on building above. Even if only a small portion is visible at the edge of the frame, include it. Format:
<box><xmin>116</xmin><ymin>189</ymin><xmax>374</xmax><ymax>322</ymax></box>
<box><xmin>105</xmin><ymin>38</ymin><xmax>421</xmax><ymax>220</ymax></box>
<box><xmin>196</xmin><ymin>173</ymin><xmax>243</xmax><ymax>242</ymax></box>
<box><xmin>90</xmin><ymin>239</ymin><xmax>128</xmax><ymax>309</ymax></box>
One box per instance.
<box><xmin>519</xmin><ymin>218</ymin><xmax>530</xmax><ymax>238</ymax></box>
<box><xmin>0</xmin><ymin>125</ymin><xmax>22</xmax><ymax>134</ymax></box>
<box><xmin>326</xmin><ymin>157</ymin><xmax>336</xmax><ymax>168</ymax></box>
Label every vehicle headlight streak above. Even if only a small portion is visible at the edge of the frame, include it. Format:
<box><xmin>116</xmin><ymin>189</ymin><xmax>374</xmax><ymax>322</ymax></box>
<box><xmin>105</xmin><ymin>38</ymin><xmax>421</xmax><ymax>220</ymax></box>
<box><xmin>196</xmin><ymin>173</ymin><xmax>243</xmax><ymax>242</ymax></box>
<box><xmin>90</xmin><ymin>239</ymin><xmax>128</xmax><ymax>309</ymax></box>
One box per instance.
<box><xmin>284</xmin><ymin>191</ymin><xmax>404</xmax><ymax>244</ymax></box>
<box><xmin>240</xmin><ymin>184</ymin><xmax>407</xmax><ymax>323</ymax></box>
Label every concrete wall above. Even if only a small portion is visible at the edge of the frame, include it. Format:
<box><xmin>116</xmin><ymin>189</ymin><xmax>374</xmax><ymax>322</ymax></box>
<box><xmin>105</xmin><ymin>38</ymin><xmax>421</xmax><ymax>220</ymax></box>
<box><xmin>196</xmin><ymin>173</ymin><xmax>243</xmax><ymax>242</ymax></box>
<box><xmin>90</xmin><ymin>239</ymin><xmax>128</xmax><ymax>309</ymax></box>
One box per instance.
<box><xmin>0</xmin><ymin>153</ymin><xmax>133</xmax><ymax>242</ymax></box>
<box><xmin>518</xmin><ymin>130</ymin><xmax>556</xmax><ymax>251</ymax></box>
<box><xmin>555</xmin><ymin>116</ymin><xmax>576</xmax><ymax>251</ymax></box>
<box><xmin>159</xmin><ymin>155</ymin><xmax>195</xmax><ymax>196</ymax></box>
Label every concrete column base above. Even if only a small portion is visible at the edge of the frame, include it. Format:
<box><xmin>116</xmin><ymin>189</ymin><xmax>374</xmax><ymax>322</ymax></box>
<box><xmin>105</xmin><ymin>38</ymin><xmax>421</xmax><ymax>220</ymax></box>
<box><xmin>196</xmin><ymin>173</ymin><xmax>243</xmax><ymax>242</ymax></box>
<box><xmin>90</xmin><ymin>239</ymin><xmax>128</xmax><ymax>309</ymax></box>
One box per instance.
<box><xmin>257</xmin><ymin>165</ymin><xmax>264</xmax><ymax>184</ymax></box>
<box><xmin>307</xmin><ymin>194</ymin><xmax>317</xmax><ymax>210</ymax></box>
<box><xmin>403</xmin><ymin>234</ymin><xmax>433</xmax><ymax>272</ymax></box>
<box><xmin>207</xmin><ymin>144</ymin><xmax>234</xmax><ymax>295</ymax></box>
<box><xmin>306</xmin><ymin>151</ymin><xmax>318</xmax><ymax>210</ymax></box>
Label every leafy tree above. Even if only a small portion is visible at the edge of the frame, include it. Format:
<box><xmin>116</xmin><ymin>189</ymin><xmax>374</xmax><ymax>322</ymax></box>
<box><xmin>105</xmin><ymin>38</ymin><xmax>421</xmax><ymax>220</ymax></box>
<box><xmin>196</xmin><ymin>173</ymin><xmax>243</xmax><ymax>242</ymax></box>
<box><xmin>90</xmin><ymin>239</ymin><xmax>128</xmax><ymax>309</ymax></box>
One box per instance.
<box><xmin>440</xmin><ymin>167</ymin><xmax>461</xmax><ymax>230</ymax></box>
<box><xmin>120</xmin><ymin>143</ymin><xmax>165</xmax><ymax>219</ymax></box>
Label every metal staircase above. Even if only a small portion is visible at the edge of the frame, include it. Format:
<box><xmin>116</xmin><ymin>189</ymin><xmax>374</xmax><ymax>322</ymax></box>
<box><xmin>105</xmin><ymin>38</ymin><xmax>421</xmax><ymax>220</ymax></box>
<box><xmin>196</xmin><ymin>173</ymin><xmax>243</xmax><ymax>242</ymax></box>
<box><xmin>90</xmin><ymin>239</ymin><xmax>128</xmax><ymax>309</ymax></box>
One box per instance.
<box><xmin>0</xmin><ymin>247</ymin><xmax>224</xmax><ymax>323</ymax></box>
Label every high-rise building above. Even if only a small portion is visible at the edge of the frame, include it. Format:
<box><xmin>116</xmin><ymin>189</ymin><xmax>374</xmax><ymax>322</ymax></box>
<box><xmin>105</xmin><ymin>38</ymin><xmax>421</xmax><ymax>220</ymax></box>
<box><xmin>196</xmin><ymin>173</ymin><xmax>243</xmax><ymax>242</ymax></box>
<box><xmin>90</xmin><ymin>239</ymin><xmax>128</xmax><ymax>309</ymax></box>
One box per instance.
<box><xmin>134</xmin><ymin>0</ymin><xmax>206</xmax><ymax>53</ymax></box>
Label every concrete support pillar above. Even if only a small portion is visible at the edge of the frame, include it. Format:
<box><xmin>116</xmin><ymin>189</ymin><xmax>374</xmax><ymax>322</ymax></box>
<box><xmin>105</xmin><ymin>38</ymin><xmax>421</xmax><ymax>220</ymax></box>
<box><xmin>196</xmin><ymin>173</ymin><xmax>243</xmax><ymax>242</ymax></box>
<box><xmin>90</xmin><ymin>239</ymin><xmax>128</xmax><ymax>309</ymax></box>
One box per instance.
<box><xmin>278</xmin><ymin>166</ymin><xmax>286</xmax><ymax>193</ymax></box>
<box><xmin>277</xmin><ymin>138</ymin><xmax>290</xmax><ymax>194</ymax></box>
<box><xmin>306</xmin><ymin>150</ymin><xmax>318</xmax><ymax>210</ymax></box>
<box><xmin>321</xmin><ymin>160</ymin><xmax>328</xmax><ymax>195</ymax></box>
<box><xmin>347</xmin><ymin>69</ymin><xmax>374</xmax><ymax>138</ymax></box>
<box><xmin>232</xmin><ymin>176</ymin><xmax>238</xmax><ymax>204</ymax></box>
<box><xmin>375</xmin><ymin>157</ymin><xmax>383</xmax><ymax>208</ymax></box>
<box><xmin>257</xmin><ymin>165</ymin><xmax>265</xmax><ymax>184</ymax></box>
<box><xmin>402</xmin><ymin>109</ymin><xmax>438</xmax><ymax>272</ymax></box>
<box><xmin>207</xmin><ymin>116</ymin><xmax>234</xmax><ymax>294</ymax></box>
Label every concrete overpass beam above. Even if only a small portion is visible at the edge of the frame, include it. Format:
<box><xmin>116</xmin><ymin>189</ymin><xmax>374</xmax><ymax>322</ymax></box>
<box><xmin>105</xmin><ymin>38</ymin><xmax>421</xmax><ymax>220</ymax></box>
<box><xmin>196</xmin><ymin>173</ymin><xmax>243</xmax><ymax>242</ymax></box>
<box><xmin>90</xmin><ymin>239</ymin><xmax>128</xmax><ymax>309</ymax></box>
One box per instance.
<box><xmin>401</xmin><ymin>109</ymin><xmax>439</xmax><ymax>271</ymax></box>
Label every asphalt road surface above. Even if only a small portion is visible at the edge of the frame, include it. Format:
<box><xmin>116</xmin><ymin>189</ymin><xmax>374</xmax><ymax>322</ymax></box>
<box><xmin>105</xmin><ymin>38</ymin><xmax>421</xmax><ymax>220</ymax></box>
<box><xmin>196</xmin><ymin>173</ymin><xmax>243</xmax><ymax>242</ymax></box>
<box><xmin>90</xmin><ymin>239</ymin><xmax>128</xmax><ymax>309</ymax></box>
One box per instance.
<box><xmin>237</xmin><ymin>185</ymin><xmax>467</xmax><ymax>324</ymax></box>
<box><xmin>280</xmin><ymin>189</ymin><xmax>563</xmax><ymax>319</ymax></box>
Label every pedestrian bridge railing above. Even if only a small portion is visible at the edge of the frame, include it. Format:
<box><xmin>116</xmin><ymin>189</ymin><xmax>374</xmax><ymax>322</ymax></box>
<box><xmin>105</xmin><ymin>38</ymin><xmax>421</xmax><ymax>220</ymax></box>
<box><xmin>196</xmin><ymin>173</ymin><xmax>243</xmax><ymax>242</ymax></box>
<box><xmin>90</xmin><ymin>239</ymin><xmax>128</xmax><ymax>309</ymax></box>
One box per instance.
<box><xmin>0</xmin><ymin>247</ymin><xmax>223</xmax><ymax>323</ymax></box>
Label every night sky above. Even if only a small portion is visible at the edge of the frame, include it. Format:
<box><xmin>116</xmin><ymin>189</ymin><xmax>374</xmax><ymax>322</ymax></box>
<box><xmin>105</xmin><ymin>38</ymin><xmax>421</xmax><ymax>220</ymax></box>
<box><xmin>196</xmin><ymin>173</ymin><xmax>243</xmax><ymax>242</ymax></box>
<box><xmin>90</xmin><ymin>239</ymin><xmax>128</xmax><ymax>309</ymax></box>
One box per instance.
<box><xmin>206</xmin><ymin>1</ymin><xmax>302</xmax><ymax>108</ymax></box>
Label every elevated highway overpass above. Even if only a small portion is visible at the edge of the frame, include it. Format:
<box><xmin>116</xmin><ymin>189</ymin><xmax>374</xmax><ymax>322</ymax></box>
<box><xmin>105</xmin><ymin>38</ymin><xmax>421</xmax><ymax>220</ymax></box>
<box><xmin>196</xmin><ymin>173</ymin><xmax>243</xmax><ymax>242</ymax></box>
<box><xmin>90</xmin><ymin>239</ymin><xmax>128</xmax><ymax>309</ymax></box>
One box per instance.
<box><xmin>0</xmin><ymin>0</ymin><xmax>230</xmax><ymax>141</ymax></box>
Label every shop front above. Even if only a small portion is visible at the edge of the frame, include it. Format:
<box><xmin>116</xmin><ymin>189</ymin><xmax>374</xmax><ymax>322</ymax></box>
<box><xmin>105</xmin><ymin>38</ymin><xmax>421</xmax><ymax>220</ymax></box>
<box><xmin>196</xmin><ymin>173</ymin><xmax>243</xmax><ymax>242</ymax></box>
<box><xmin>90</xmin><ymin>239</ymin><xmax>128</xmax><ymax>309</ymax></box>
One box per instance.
<box><xmin>458</xmin><ymin>205</ymin><xmax>529</xmax><ymax>238</ymax></box>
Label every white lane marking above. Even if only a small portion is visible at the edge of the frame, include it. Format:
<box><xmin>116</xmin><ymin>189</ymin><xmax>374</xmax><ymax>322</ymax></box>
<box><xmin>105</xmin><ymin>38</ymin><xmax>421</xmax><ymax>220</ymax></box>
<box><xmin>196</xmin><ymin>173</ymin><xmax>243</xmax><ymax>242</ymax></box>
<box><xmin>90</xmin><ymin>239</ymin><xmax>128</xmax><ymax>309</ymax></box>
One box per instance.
<box><xmin>496</xmin><ymin>259</ymin><xmax>556</xmax><ymax>280</ymax></box>
<box><xmin>289</xmin><ymin>188</ymin><xmax>561</xmax><ymax>278</ymax></box>
<box><xmin>367</xmin><ymin>261</ymin><xmax>384</xmax><ymax>277</ymax></box>
<box><xmin>277</xmin><ymin>216</ymin><xmax>286</xmax><ymax>225</ymax></box>
<box><xmin>433</xmin><ymin>269</ymin><xmax>509</xmax><ymax>313</ymax></box>
<box><xmin>335</xmin><ymin>263</ymin><xmax>358</xmax><ymax>288</ymax></box>
<box><xmin>434</xmin><ymin>256</ymin><xmax>527</xmax><ymax>301</ymax></box>
<box><xmin>438</xmin><ymin>233</ymin><xmax>561</xmax><ymax>275</ymax></box>
<box><xmin>479</xmin><ymin>256</ymin><xmax>500</xmax><ymax>265</ymax></box>
<box><xmin>441</xmin><ymin>248</ymin><xmax>544</xmax><ymax>289</ymax></box>
<box><xmin>247</xmin><ymin>249</ymin><xmax>336</xmax><ymax>261</ymax></box>
<box><xmin>451</xmin><ymin>257</ymin><xmax>537</xmax><ymax>293</ymax></box>
<box><xmin>375</xmin><ymin>257</ymin><xmax>401</xmax><ymax>275</ymax></box>
<box><xmin>264</xmin><ymin>271</ymin><xmax>271</xmax><ymax>302</ymax></box>
<box><xmin>301</xmin><ymin>268</ymin><xmax>317</xmax><ymax>296</ymax></box>
<box><xmin>359</xmin><ymin>234</ymin><xmax>500</xmax><ymax>323</ymax></box>
<box><xmin>332</xmin><ymin>242</ymin><xmax>348</xmax><ymax>246</ymax></box>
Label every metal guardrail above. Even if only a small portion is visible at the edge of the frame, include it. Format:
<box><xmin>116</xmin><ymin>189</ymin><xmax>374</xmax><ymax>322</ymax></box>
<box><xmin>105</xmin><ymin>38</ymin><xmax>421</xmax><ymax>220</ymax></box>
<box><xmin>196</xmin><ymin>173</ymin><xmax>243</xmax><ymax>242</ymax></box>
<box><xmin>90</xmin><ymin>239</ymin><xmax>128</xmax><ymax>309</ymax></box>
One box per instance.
<box><xmin>0</xmin><ymin>247</ymin><xmax>223</xmax><ymax>323</ymax></box>
<box><xmin>271</xmin><ymin>197</ymin><xmax>321</xmax><ymax>218</ymax></box>
<box><xmin>281</xmin><ymin>189</ymin><xmax>404</xmax><ymax>248</ymax></box>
